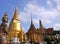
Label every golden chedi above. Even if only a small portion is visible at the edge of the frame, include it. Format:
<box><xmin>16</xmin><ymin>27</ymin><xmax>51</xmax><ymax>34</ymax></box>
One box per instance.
<box><xmin>7</xmin><ymin>7</ymin><xmax>24</xmax><ymax>43</ymax></box>
<box><xmin>9</xmin><ymin>7</ymin><xmax>21</xmax><ymax>36</ymax></box>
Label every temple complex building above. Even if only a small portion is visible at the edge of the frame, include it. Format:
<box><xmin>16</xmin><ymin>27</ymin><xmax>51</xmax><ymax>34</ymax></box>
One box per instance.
<box><xmin>0</xmin><ymin>7</ymin><xmax>54</xmax><ymax>44</ymax></box>
<box><xmin>26</xmin><ymin>15</ymin><xmax>45</xmax><ymax>42</ymax></box>
<box><xmin>26</xmin><ymin>18</ymin><xmax>54</xmax><ymax>42</ymax></box>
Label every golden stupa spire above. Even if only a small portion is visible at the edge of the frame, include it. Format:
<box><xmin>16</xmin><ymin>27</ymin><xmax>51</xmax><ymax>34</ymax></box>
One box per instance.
<box><xmin>9</xmin><ymin>7</ymin><xmax>21</xmax><ymax>32</ymax></box>
<box><xmin>13</xmin><ymin>7</ymin><xmax>19</xmax><ymax>20</ymax></box>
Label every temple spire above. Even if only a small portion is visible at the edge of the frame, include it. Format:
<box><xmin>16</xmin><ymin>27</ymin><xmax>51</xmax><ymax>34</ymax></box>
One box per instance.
<box><xmin>39</xmin><ymin>20</ymin><xmax>43</xmax><ymax>28</ymax></box>
<box><xmin>13</xmin><ymin>7</ymin><xmax>19</xmax><ymax>20</ymax></box>
<box><xmin>29</xmin><ymin>14</ymin><xmax>36</xmax><ymax>30</ymax></box>
<box><xmin>4</xmin><ymin>12</ymin><xmax>8</xmax><ymax>16</ymax></box>
<box><xmin>31</xmin><ymin>14</ymin><xmax>33</xmax><ymax>25</ymax></box>
<box><xmin>2</xmin><ymin>12</ymin><xmax>8</xmax><ymax>22</ymax></box>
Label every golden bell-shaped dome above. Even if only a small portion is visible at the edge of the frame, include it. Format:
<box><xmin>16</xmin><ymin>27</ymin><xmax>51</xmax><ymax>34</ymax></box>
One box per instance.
<box><xmin>7</xmin><ymin>7</ymin><xmax>25</xmax><ymax>43</ymax></box>
<box><xmin>9</xmin><ymin>7</ymin><xmax>21</xmax><ymax>33</ymax></box>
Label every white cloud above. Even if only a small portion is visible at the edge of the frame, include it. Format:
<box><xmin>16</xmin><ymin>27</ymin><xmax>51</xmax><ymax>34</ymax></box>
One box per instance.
<box><xmin>53</xmin><ymin>24</ymin><xmax>60</xmax><ymax>30</ymax></box>
<box><xmin>55</xmin><ymin>0</ymin><xmax>60</xmax><ymax>4</ymax></box>
<box><xmin>46</xmin><ymin>0</ymin><xmax>52</xmax><ymax>7</ymax></box>
<box><xmin>19</xmin><ymin>0</ymin><xmax>60</xmax><ymax>30</ymax></box>
<box><xmin>19</xmin><ymin>2</ymin><xmax>59</xmax><ymax>24</ymax></box>
<box><xmin>57</xmin><ymin>6</ymin><xmax>60</xmax><ymax>10</ymax></box>
<box><xmin>54</xmin><ymin>0</ymin><xmax>60</xmax><ymax>10</ymax></box>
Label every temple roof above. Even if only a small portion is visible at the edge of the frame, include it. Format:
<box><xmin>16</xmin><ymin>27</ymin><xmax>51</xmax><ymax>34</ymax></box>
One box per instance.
<box><xmin>26</xmin><ymin>15</ymin><xmax>39</xmax><ymax>34</ymax></box>
<box><xmin>27</xmin><ymin>14</ymin><xmax>34</xmax><ymax>32</ymax></box>
<box><xmin>26</xmin><ymin>19</ymin><xmax>45</xmax><ymax>34</ymax></box>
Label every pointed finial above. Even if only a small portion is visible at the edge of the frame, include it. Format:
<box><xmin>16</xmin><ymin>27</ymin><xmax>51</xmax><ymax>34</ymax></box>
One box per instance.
<box><xmin>31</xmin><ymin>14</ymin><xmax>33</xmax><ymax>25</ymax></box>
<box><xmin>4</xmin><ymin>12</ymin><xmax>8</xmax><ymax>16</ymax></box>
<box><xmin>13</xmin><ymin>6</ymin><xmax>19</xmax><ymax>20</ymax></box>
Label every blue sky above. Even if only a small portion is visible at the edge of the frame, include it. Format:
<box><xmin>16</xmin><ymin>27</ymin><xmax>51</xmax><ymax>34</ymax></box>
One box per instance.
<box><xmin>0</xmin><ymin>0</ymin><xmax>60</xmax><ymax>32</ymax></box>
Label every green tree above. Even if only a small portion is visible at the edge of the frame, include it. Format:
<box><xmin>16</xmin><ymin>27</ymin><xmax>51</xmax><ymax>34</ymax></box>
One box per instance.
<box><xmin>44</xmin><ymin>35</ymin><xmax>52</xmax><ymax>41</ymax></box>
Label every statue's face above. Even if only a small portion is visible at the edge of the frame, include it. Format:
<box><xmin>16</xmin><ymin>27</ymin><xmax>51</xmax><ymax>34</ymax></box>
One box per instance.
<box><xmin>5</xmin><ymin>18</ymin><xmax>8</xmax><ymax>22</ymax></box>
<box><xmin>5</xmin><ymin>16</ymin><xmax>8</xmax><ymax>21</ymax></box>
